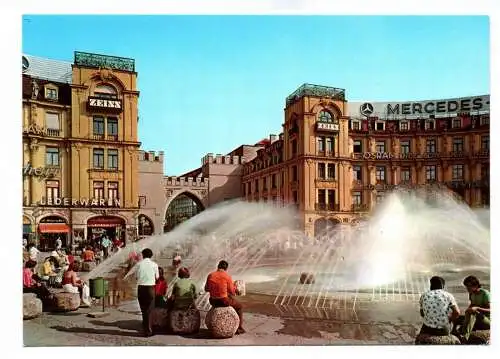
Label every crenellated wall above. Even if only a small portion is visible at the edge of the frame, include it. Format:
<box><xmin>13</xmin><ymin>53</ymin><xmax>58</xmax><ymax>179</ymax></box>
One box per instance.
<box><xmin>202</xmin><ymin>153</ymin><xmax>245</xmax><ymax>166</ymax></box>
<box><xmin>163</xmin><ymin>176</ymin><xmax>208</xmax><ymax>187</ymax></box>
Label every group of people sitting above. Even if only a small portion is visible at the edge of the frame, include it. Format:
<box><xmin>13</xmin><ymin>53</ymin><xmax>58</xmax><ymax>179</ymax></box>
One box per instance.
<box><xmin>418</xmin><ymin>275</ymin><xmax>490</xmax><ymax>343</ymax></box>
<box><xmin>135</xmin><ymin>248</ymin><xmax>244</xmax><ymax>337</ymax></box>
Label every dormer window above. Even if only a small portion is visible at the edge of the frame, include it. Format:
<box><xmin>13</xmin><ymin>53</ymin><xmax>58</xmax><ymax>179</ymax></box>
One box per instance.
<box><xmin>44</xmin><ymin>85</ymin><xmax>58</xmax><ymax>101</ymax></box>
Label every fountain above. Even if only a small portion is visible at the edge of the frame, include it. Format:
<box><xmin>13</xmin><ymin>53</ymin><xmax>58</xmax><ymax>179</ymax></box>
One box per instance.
<box><xmin>83</xmin><ymin>187</ymin><xmax>490</xmax><ymax>314</ymax></box>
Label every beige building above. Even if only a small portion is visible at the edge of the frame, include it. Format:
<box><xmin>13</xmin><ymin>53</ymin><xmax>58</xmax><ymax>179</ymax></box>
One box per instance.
<box><xmin>22</xmin><ymin>52</ymin><xmax>141</xmax><ymax>250</ymax></box>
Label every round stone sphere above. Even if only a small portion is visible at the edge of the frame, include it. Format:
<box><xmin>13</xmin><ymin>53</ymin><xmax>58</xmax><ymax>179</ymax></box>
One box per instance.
<box><xmin>415</xmin><ymin>333</ymin><xmax>461</xmax><ymax>345</ymax></box>
<box><xmin>150</xmin><ymin>307</ymin><xmax>170</xmax><ymax>333</ymax></box>
<box><xmin>51</xmin><ymin>292</ymin><xmax>81</xmax><ymax>312</ymax></box>
<box><xmin>468</xmin><ymin>330</ymin><xmax>490</xmax><ymax>344</ymax></box>
<box><xmin>169</xmin><ymin>307</ymin><xmax>201</xmax><ymax>335</ymax></box>
<box><xmin>23</xmin><ymin>293</ymin><xmax>42</xmax><ymax>319</ymax></box>
<box><xmin>205</xmin><ymin>306</ymin><xmax>240</xmax><ymax>339</ymax></box>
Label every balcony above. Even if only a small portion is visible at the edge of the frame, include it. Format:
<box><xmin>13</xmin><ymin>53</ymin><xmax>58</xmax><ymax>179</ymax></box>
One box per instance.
<box><xmin>315</xmin><ymin>203</ymin><xmax>340</xmax><ymax>211</ymax></box>
<box><xmin>315</xmin><ymin>177</ymin><xmax>337</xmax><ymax>184</ymax></box>
<box><xmin>107</xmin><ymin>134</ymin><xmax>118</xmax><ymax>141</ymax></box>
<box><xmin>317</xmin><ymin>151</ymin><xmax>336</xmax><ymax>158</ymax></box>
<box><xmin>471</xmin><ymin>149</ymin><xmax>489</xmax><ymax>158</ymax></box>
<box><xmin>447</xmin><ymin>151</ymin><xmax>467</xmax><ymax>159</ymax></box>
<box><xmin>351</xmin><ymin>204</ymin><xmax>369</xmax><ymax>212</ymax></box>
<box><xmin>93</xmin><ymin>134</ymin><xmax>105</xmax><ymax>141</ymax></box>
<box><xmin>46</xmin><ymin>129</ymin><xmax>60</xmax><ymax>137</ymax></box>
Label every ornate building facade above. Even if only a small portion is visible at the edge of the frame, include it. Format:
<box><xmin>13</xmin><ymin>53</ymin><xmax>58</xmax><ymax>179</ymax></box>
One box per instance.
<box><xmin>241</xmin><ymin>84</ymin><xmax>490</xmax><ymax>237</ymax></box>
<box><xmin>22</xmin><ymin>52</ymin><xmax>141</xmax><ymax>250</ymax></box>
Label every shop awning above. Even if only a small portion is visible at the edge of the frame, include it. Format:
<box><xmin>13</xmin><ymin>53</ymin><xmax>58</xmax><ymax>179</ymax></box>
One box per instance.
<box><xmin>23</xmin><ymin>224</ymin><xmax>32</xmax><ymax>233</ymax></box>
<box><xmin>39</xmin><ymin>223</ymin><xmax>70</xmax><ymax>233</ymax></box>
<box><xmin>87</xmin><ymin>217</ymin><xmax>125</xmax><ymax>228</ymax></box>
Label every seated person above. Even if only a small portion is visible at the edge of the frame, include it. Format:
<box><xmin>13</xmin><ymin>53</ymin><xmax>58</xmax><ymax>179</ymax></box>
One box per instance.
<box><xmin>456</xmin><ymin>275</ymin><xmax>490</xmax><ymax>342</ymax></box>
<box><xmin>205</xmin><ymin>260</ymin><xmax>245</xmax><ymax>334</ymax></box>
<box><xmin>23</xmin><ymin>260</ymin><xmax>53</xmax><ymax>302</ymax></box>
<box><xmin>82</xmin><ymin>246</ymin><xmax>95</xmax><ymax>262</ymax></box>
<box><xmin>65</xmin><ymin>248</ymin><xmax>75</xmax><ymax>267</ymax></box>
<box><xmin>61</xmin><ymin>263</ymin><xmax>91</xmax><ymax>306</ymax></box>
<box><xmin>418</xmin><ymin>276</ymin><xmax>460</xmax><ymax>336</ymax></box>
<box><xmin>39</xmin><ymin>257</ymin><xmax>58</xmax><ymax>286</ymax></box>
<box><xmin>167</xmin><ymin>267</ymin><xmax>197</xmax><ymax>310</ymax></box>
<box><xmin>154</xmin><ymin>267</ymin><xmax>168</xmax><ymax>307</ymax></box>
<box><xmin>166</xmin><ymin>256</ymin><xmax>182</xmax><ymax>282</ymax></box>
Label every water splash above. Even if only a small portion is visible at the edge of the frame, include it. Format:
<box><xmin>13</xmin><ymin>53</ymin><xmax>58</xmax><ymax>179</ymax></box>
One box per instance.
<box><xmin>83</xmin><ymin>188</ymin><xmax>490</xmax><ymax>310</ymax></box>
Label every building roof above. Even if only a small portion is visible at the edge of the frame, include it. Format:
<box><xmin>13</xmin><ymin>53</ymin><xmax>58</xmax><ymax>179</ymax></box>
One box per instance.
<box><xmin>22</xmin><ymin>54</ymin><xmax>72</xmax><ymax>84</ymax></box>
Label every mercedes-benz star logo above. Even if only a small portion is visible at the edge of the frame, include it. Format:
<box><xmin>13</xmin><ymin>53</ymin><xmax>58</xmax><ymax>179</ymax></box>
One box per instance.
<box><xmin>360</xmin><ymin>103</ymin><xmax>374</xmax><ymax>117</ymax></box>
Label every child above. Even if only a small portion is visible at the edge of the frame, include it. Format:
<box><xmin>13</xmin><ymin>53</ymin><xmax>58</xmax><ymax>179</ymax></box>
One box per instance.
<box><xmin>154</xmin><ymin>267</ymin><xmax>168</xmax><ymax>307</ymax></box>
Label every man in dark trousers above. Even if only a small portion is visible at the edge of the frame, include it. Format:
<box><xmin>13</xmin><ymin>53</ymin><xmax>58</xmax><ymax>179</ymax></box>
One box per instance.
<box><xmin>135</xmin><ymin>248</ymin><xmax>159</xmax><ymax>337</ymax></box>
<box><xmin>205</xmin><ymin>260</ymin><xmax>245</xmax><ymax>334</ymax></box>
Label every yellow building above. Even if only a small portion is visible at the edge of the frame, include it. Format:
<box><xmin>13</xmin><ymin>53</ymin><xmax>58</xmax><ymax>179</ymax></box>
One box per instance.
<box><xmin>22</xmin><ymin>52</ymin><xmax>141</xmax><ymax>250</ymax></box>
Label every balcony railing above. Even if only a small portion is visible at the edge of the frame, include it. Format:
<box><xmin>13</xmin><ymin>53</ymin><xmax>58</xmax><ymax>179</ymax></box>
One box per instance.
<box><xmin>93</xmin><ymin>134</ymin><xmax>105</xmax><ymax>141</ymax></box>
<box><xmin>286</xmin><ymin>84</ymin><xmax>345</xmax><ymax>106</ymax></box>
<box><xmin>351</xmin><ymin>204</ymin><xmax>369</xmax><ymax>212</ymax></box>
<box><xmin>315</xmin><ymin>177</ymin><xmax>337</xmax><ymax>183</ymax></box>
<box><xmin>46</xmin><ymin>129</ymin><xmax>60</xmax><ymax>137</ymax></box>
<box><xmin>315</xmin><ymin>203</ymin><xmax>340</xmax><ymax>211</ymax></box>
<box><xmin>107</xmin><ymin>134</ymin><xmax>118</xmax><ymax>141</ymax></box>
<box><xmin>317</xmin><ymin>151</ymin><xmax>336</xmax><ymax>157</ymax></box>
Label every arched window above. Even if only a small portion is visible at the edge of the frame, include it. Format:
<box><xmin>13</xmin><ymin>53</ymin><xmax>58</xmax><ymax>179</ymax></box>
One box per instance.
<box><xmin>94</xmin><ymin>84</ymin><xmax>117</xmax><ymax>99</ymax></box>
<box><xmin>318</xmin><ymin>110</ymin><xmax>333</xmax><ymax>123</ymax></box>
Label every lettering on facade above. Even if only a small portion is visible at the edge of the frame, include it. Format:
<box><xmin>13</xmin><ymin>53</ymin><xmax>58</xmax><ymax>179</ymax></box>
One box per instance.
<box><xmin>363</xmin><ymin>152</ymin><xmax>395</xmax><ymax>160</ymax></box>
<box><xmin>38</xmin><ymin>197</ymin><xmax>121</xmax><ymax>207</ymax></box>
<box><xmin>23</xmin><ymin>163</ymin><xmax>59</xmax><ymax>180</ymax></box>
<box><xmin>316</xmin><ymin>122</ymin><xmax>339</xmax><ymax>132</ymax></box>
<box><xmin>88</xmin><ymin>97</ymin><xmax>123</xmax><ymax>112</ymax></box>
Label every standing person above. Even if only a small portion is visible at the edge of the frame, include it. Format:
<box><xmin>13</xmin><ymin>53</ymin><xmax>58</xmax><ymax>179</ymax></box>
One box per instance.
<box><xmin>418</xmin><ymin>276</ymin><xmax>460</xmax><ymax>336</ymax></box>
<box><xmin>204</xmin><ymin>260</ymin><xmax>245</xmax><ymax>334</ymax></box>
<box><xmin>457</xmin><ymin>276</ymin><xmax>490</xmax><ymax>342</ymax></box>
<box><xmin>101</xmin><ymin>235</ymin><xmax>111</xmax><ymax>259</ymax></box>
<box><xmin>135</xmin><ymin>248</ymin><xmax>159</xmax><ymax>337</ymax></box>
<box><xmin>55</xmin><ymin>236</ymin><xmax>62</xmax><ymax>250</ymax></box>
<box><xmin>82</xmin><ymin>246</ymin><xmax>95</xmax><ymax>262</ymax></box>
<box><xmin>154</xmin><ymin>267</ymin><xmax>168</xmax><ymax>307</ymax></box>
<box><xmin>28</xmin><ymin>243</ymin><xmax>39</xmax><ymax>263</ymax></box>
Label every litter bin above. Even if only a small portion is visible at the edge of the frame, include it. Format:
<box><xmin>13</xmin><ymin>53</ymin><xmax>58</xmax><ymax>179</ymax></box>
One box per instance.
<box><xmin>89</xmin><ymin>277</ymin><xmax>108</xmax><ymax>298</ymax></box>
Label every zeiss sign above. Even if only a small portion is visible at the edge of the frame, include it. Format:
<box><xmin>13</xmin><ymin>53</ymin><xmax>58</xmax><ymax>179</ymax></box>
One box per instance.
<box><xmin>349</xmin><ymin>95</ymin><xmax>489</xmax><ymax>119</ymax></box>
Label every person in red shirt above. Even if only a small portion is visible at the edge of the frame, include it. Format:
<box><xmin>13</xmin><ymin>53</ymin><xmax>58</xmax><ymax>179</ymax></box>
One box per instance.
<box><xmin>154</xmin><ymin>267</ymin><xmax>168</xmax><ymax>307</ymax></box>
<box><xmin>204</xmin><ymin>260</ymin><xmax>245</xmax><ymax>334</ymax></box>
<box><xmin>23</xmin><ymin>260</ymin><xmax>52</xmax><ymax>302</ymax></box>
<box><xmin>65</xmin><ymin>248</ymin><xmax>75</xmax><ymax>266</ymax></box>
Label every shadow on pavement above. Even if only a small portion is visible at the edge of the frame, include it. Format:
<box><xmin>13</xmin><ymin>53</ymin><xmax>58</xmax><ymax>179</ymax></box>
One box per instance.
<box><xmin>180</xmin><ymin>328</ymin><xmax>213</xmax><ymax>339</ymax></box>
<box><xmin>50</xmin><ymin>325</ymin><xmax>144</xmax><ymax>338</ymax></box>
<box><xmin>89</xmin><ymin>319</ymin><xmax>141</xmax><ymax>331</ymax></box>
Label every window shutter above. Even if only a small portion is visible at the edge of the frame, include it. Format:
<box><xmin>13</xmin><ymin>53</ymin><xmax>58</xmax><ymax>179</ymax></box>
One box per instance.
<box><xmin>45</xmin><ymin>113</ymin><xmax>60</xmax><ymax>129</ymax></box>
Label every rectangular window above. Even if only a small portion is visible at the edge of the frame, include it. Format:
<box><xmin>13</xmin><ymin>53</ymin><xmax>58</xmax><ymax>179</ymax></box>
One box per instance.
<box><xmin>327</xmin><ymin>190</ymin><xmax>335</xmax><ymax>205</ymax></box>
<box><xmin>107</xmin><ymin>117</ymin><xmax>118</xmax><ymax>137</ymax></box>
<box><xmin>93</xmin><ymin>116</ymin><xmax>105</xmax><ymax>137</ymax></box>
<box><xmin>318</xmin><ymin>189</ymin><xmax>326</xmax><ymax>204</ymax></box>
<box><xmin>93</xmin><ymin>181</ymin><xmax>104</xmax><ymax>200</ymax></box>
<box><xmin>376</xmin><ymin>141</ymin><xmax>386</xmax><ymax>153</ymax></box>
<box><xmin>400</xmin><ymin>121</ymin><xmax>409</xmax><ymax>131</ymax></box>
<box><xmin>317</xmin><ymin>137</ymin><xmax>325</xmax><ymax>152</ymax></box>
<box><xmin>481</xmin><ymin>164</ymin><xmax>489</xmax><ymax>180</ymax></box>
<box><xmin>107</xmin><ymin>149</ymin><xmax>118</xmax><ymax>170</ymax></box>
<box><xmin>376</xmin><ymin>192</ymin><xmax>385</xmax><ymax>204</ymax></box>
<box><xmin>353</xmin><ymin>140</ymin><xmax>362</xmax><ymax>153</ymax></box>
<box><xmin>281</xmin><ymin>171</ymin><xmax>285</xmax><ymax>186</ymax></box>
<box><xmin>292</xmin><ymin>166</ymin><xmax>298</xmax><ymax>181</ymax></box>
<box><xmin>292</xmin><ymin>191</ymin><xmax>298</xmax><ymax>204</ymax></box>
<box><xmin>352</xmin><ymin>191</ymin><xmax>361</xmax><ymax>206</ymax></box>
<box><xmin>401</xmin><ymin>167</ymin><xmax>411</xmax><ymax>182</ymax></box>
<box><xmin>254</xmin><ymin>179</ymin><xmax>259</xmax><ymax>192</ymax></box>
<box><xmin>426</xmin><ymin>165</ymin><xmax>436</xmax><ymax>181</ymax></box>
<box><xmin>318</xmin><ymin>163</ymin><xmax>325</xmax><ymax>179</ymax></box>
<box><xmin>400</xmin><ymin>140</ymin><xmax>410</xmax><ymax>154</ymax></box>
<box><xmin>46</xmin><ymin>180</ymin><xmax>59</xmax><ymax>201</ymax></box>
<box><xmin>452</xmin><ymin>164</ymin><xmax>464</xmax><ymax>181</ymax></box>
<box><xmin>480</xmin><ymin>115</ymin><xmax>489</xmax><ymax>126</ymax></box>
<box><xmin>453</xmin><ymin>137</ymin><xmax>464</xmax><ymax>152</ymax></box>
<box><xmin>481</xmin><ymin>135</ymin><xmax>489</xmax><ymax>150</ymax></box>
<box><xmin>425</xmin><ymin>120</ymin><xmax>435</xmax><ymax>130</ymax></box>
<box><xmin>327</xmin><ymin>163</ymin><xmax>335</xmax><ymax>179</ymax></box>
<box><xmin>46</xmin><ymin>147</ymin><xmax>59</xmax><ymax>166</ymax></box>
<box><xmin>45</xmin><ymin>88</ymin><xmax>58</xmax><ymax>100</ymax></box>
<box><xmin>375</xmin><ymin>122</ymin><xmax>385</xmax><ymax>131</ymax></box>
<box><xmin>352</xmin><ymin>121</ymin><xmax>360</xmax><ymax>130</ymax></box>
<box><xmin>353</xmin><ymin>165</ymin><xmax>362</xmax><ymax>181</ymax></box>
<box><xmin>93</xmin><ymin>148</ymin><xmax>104</xmax><ymax>169</ymax></box>
<box><xmin>376</xmin><ymin>166</ymin><xmax>386</xmax><ymax>182</ymax></box>
<box><xmin>45</xmin><ymin>112</ymin><xmax>60</xmax><ymax>130</ymax></box>
<box><xmin>271</xmin><ymin>174</ymin><xmax>277</xmax><ymax>188</ymax></box>
<box><xmin>452</xmin><ymin>118</ymin><xmax>462</xmax><ymax>128</ymax></box>
<box><xmin>108</xmin><ymin>181</ymin><xmax>119</xmax><ymax>200</ymax></box>
<box><xmin>263</xmin><ymin>177</ymin><xmax>268</xmax><ymax>191</ymax></box>
<box><xmin>291</xmin><ymin>139</ymin><xmax>297</xmax><ymax>157</ymax></box>
<box><xmin>426</xmin><ymin>139</ymin><xmax>436</xmax><ymax>153</ymax></box>
<box><xmin>326</xmin><ymin>138</ymin><xmax>334</xmax><ymax>154</ymax></box>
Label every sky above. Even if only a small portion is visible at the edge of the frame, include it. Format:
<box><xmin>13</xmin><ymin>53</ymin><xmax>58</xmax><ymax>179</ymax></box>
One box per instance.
<box><xmin>22</xmin><ymin>15</ymin><xmax>490</xmax><ymax>175</ymax></box>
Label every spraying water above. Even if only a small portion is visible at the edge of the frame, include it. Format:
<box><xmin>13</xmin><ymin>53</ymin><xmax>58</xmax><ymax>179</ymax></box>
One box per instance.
<box><xmin>83</xmin><ymin>187</ymin><xmax>490</xmax><ymax>310</ymax></box>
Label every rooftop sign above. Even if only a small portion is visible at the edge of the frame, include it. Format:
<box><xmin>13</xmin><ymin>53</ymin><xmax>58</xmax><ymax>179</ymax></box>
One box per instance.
<box><xmin>74</xmin><ymin>51</ymin><xmax>135</xmax><ymax>72</ymax></box>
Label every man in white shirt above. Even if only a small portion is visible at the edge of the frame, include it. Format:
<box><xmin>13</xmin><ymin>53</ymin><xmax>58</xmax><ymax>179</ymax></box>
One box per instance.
<box><xmin>135</xmin><ymin>248</ymin><xmax>159</xmax><ymax>337</ymax></box>
<box><xmin>55</xmin><ymin>237</ymin><xmax>62</xmax><ymax>250</ymax></box>
<box><xmin>28</xmin><ymin>243</ymin><xmax>39</xmax><ymax>263</ymax></box>
<box><xmin>418</xmin><ymin>276</ymin><xmax>460</xmax><ymax>337</ymax></box>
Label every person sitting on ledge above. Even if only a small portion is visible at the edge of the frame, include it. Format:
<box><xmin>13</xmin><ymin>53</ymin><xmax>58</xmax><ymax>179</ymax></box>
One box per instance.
<box><xmin>61</xmin><ymin>263</ymin><xmax>91</xmax><ymax>306</ymax></box>
<box><xmin>204</xmin><ymin>260</ymin><xmax>245</xmax><ymax>334</ymax></box>
<box><xmin>166</xmin><ymin>255</ymin><xmax>182</xmax><ymax>282</ymax></box>
<box><xmin>154</xmin><ymin>267</ymin><xmax>168</xmax><ymax>308</ymax></box>
<box><xmin>39</xmin><ymin>256</ymin><xmax>58</xmax><ymax>287</ymax></box>
<box><xmin>82</xmin><ymin>246</ymin><xmax>95</xmax><ymax>262</ymax></box>
<box><xmin>455</xmin><ymin>275</ymin><xmax>490</xmax><ymax>342</ymax></box>
<box><xmin>23</xmin><ymin>260</ymin><xmax>53</xmax><ymax>302</ymax></box>
<box><xmin>418</xmin><ymin>276</ymin><xmax>460</xmax><ymax>337</ymax></box>
<box><xmin>167</xmin><ymin>267</ymin><xmax>197</xmax><ymax>310</ymax></box>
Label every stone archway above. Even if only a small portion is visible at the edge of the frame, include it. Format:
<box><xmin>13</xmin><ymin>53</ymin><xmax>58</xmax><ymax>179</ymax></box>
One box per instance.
<box><xmin>164</xmin><ymin>191</ymin><xmax>205</xmax><ymax>233</ymax></box>
<box><xmin>138</xmin><ymin>214</ymin><xmax>154</xmax><ymax>237</ymax></box>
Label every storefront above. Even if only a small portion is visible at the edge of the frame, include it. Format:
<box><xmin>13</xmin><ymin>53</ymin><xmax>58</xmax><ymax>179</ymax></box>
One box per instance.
<box><xmin>87</xmin><ymin>215</ymin><xmax>125</xmax><ymax>245</ymax></box>
<box><xmin>38</xmin><ymin>215</ymin><xmax>70</xmax><ymax>251</ymax></box>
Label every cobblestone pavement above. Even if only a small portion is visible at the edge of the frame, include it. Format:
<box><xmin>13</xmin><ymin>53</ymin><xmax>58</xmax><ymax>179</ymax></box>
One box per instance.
<box><xmin>24</xmin><ymin>300</ymin><xmax>422</xmax><ymax>346</ymax></box>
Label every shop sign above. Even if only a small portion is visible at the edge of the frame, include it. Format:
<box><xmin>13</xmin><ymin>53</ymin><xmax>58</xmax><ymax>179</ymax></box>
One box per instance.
<box><xmin>88</xmin><ymin>97</ymin><xmax>123</xmax><ymax>112</ymax></box>
<box><xmin>23</xmin><ymin>163</ymin><xmax>59</xmax><ymax>180</ymax></box>
<box><xmin>363</xmin><ymin>152</ymin><xmax>395</xmax><ymax>160</ymax></box>
<box><xmin>316</xmin><ymin>122</ymin><xmax>339</xmax><ymax>132</ymax></box>
<box><xmin>38</xmin><ymin>197</ymin><xmax>121</xmax><ymax>207</ymax></box>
